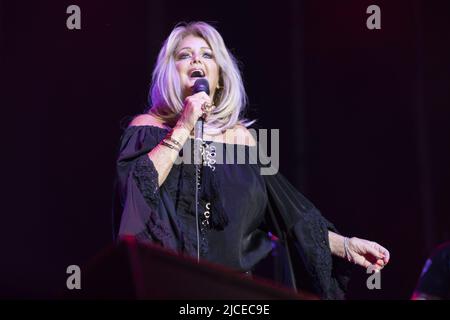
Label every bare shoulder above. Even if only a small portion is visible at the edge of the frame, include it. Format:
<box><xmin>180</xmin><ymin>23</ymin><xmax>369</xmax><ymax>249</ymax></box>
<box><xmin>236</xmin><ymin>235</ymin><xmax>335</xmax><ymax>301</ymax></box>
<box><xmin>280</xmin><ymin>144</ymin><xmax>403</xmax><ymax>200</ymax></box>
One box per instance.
<box><xmin>228</xmin><ymin>124</ymin><xmax>257</xmax><ymax>146</ymax></box>
<box><xmin>128</xmin><ymin>113</ymin><xmax>166</xmax><ymax>129</ymax></box>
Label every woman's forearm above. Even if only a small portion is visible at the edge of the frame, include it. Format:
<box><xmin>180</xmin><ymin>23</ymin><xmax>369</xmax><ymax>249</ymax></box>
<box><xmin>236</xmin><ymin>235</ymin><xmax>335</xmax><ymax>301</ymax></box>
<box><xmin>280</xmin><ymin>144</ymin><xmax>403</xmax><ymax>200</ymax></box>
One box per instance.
<box><xmin>328</xmin><ymin>231</ymin><xmax>346</xmax><ymax>258</ymax></box>
<box><xmin>148</xmin><ymin>120</ymin><xmax>193</xmax><ymax>186</ymax></box>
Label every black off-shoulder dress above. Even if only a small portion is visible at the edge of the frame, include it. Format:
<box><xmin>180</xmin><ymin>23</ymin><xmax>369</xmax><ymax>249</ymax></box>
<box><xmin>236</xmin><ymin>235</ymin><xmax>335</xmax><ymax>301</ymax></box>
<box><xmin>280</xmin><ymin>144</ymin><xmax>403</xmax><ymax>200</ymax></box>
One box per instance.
<box><xmin>112</xmin><ymin>125</ymin><xmax>351</xmax><ymax>299</ymax></box>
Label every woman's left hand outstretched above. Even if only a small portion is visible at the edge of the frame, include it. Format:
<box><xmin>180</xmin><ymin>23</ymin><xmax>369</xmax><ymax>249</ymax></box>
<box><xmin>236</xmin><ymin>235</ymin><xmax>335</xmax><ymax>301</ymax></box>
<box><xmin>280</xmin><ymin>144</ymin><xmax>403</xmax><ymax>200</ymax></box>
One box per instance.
<box><xmin>346</xmin><ymin>237</ymin><xmax>390</xmax><ymax>270</ymax></box>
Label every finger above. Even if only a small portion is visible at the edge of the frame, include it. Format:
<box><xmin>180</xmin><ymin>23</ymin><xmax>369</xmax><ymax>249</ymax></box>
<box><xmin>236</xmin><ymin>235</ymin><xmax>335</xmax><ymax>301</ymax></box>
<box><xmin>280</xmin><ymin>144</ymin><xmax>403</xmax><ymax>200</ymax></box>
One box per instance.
<box><xmin>372</xmin><ymin>243</ymin><xmax>390</xmax><ymax>264</ymax></box>
<box><xmin>359</xmin><ymin>258</ymin><xmax>371</xmax><ymax>269</ymax></box>
<box><xmin>382</xmin><ymin>249</ymin><xmax>390</xmax><ymax>264</ymax></box>
<box><xmin>370</xmin><ymin>242</ymin><xmax>388</xmax><ymax>258</ymax></box>
<box><xmin>193</xmin><ymin>91</ymin><xmax>211</xmax><ymax>101</ymax></box>
<box><xmin>364</xmin><ymin>243</ymin><xmax>384</xmax><ymax>261</ymax></box>
<box><xmin>190</xmin><ymin>96</ymin><xmax>209</xmax><ymax>105</ymax></box>
<box><xmin>355</xmin><ymin>255</ymin><xmax>381</xmax><ymax>270</ymax></box>
<box><xmin>373</xmin><ymin>264</ymin><xmax>383</xmax><ymax>272</ymax></box>
<box><xmin>375</xmin><ymin>259</ymin><xmax>385</xmax><ymax>268</ymax></box>
<box><xmin>372</xmin><ymin>258</ymin><xmax>384</xmax><ymax>271</ymax></box>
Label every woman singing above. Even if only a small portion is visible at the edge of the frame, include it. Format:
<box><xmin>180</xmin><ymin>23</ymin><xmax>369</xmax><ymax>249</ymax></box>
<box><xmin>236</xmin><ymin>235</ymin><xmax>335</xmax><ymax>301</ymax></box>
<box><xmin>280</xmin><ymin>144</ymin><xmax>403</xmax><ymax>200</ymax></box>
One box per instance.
<box><xmin>113</xmin><ymin>21</ymin><xmax>390</xmax><ymax>299</ymax></box>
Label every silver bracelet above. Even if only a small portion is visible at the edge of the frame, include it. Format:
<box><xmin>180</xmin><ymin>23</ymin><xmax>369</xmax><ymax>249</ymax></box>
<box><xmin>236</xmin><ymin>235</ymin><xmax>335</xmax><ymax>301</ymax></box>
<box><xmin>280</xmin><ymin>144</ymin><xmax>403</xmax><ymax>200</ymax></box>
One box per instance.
<box><xmin>160</xmin><ymin>140</ymin><xmax>180</xmax><ymax>152</ymax></box>
<box><xmin>344</xmin><ymin>237</ymin><xmax>352</xmax><ymax>263</ymax></box>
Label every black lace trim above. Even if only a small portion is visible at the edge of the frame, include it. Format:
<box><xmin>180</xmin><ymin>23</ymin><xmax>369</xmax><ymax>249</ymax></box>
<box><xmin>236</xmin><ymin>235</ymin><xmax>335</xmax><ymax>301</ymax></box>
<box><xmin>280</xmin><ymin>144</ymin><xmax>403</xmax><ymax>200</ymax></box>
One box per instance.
<box><xmin>133</xmin><ymin>155</ymin><xmax>160</xmax><ymax>209</ymax></box>
<box><xmin>298</xmin><ymin>207</ymin><xmax>350</xmax><ymax>300</ymax></box>
<box><xmin>132</xmin><ymin>155</ymin><xmax>173</xmax><ymax>245</ymax></box>
<box><xmin>304</xmin><ymin>207</ymin><xmax>333</xmax><ymax>298</ymax></box>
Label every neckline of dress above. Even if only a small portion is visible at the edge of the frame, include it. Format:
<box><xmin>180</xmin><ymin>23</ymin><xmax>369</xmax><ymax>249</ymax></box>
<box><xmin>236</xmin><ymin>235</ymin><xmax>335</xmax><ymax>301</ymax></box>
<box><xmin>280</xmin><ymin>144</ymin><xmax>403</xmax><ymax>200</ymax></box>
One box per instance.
<box><xmin>130</xmin><ymin>125</ymin><xmax>257</xmax><ymax>148</ymax></box>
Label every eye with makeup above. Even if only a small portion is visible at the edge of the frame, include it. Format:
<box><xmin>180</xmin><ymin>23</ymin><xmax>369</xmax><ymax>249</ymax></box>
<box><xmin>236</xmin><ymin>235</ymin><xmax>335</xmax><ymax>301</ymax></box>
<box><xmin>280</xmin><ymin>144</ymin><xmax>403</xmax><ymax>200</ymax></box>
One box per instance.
<box><xmin>176</xmin><ymin>50</ymin><xmax>214</xmax><ymax>60</ymax></box>
<box><xmin>202</xmin><ymin>51</ymin><xmax>214</xmax><ymax>59</ymax></box>
<box><xmin>176</xmin><ymin>51</ymin><xmax>191</xmax><ymax>60</ymax></box>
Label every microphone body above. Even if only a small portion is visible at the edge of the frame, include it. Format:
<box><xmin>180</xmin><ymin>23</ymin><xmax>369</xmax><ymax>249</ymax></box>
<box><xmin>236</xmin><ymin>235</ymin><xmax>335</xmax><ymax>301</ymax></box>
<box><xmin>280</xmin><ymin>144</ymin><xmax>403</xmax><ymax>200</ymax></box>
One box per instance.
<box><xmin>192</xmin><ymin>79</ymin><xmax>210</xmax><ymax>164</ymax></box>
<box><xmin>192</xmin><ymin>78</ymin><xmax>210</xmax><ymax>262</ymax></box>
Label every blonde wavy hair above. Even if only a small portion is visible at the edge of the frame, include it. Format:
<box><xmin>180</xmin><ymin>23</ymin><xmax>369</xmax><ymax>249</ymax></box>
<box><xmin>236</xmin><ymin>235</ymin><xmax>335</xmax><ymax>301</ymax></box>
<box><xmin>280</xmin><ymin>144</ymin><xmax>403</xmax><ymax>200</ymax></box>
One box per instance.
<box><xmin>149</xmin><ymin>21</ymin><xmax>253</xmax><ymax>135</ymax></box>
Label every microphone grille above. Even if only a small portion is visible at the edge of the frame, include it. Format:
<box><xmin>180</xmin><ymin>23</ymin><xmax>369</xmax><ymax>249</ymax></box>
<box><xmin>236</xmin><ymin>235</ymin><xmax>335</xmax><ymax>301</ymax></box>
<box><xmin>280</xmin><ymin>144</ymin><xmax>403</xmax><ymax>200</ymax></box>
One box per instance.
<box><xmin>193</xmin><ymin>78</ymin><xmax>210</xmax><ymax>95</ymax></box>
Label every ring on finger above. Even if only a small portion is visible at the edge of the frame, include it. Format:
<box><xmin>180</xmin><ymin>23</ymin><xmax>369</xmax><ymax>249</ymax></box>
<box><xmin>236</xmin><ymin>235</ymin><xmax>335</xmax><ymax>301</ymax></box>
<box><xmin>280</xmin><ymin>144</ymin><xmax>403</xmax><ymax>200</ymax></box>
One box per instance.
<box><xmin>201</xmin><ymin>102</ymin><xmax>215</xmax><ymax>113</ymax></box>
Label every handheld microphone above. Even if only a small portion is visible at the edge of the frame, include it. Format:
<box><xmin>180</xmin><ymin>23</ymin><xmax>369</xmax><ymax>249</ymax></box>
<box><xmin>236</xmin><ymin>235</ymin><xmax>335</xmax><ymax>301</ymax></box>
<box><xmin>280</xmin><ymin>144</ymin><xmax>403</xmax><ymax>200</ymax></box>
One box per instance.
<box><xmin>193</xmin><ymin>78</ymin><xmax>210</xmax><ymax>96</ymax></box>
<box><xmin>192</xmin><ymin>78</ymin><xmax>210</xmax><ymax>164</ymax></box>
<box><xmin>192</xmin><ymin>78</ymin><xmax>210</xmax><ymax>263</ymax></box>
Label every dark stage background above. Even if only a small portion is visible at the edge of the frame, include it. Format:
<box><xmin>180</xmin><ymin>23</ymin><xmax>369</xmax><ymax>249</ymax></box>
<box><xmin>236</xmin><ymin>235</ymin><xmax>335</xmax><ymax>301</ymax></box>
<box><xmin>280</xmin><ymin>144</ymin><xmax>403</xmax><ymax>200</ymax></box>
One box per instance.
<box><xmin>1</xmin><ymin>0</ymin><xmax>449</xmax><ymax>299</ymax></box>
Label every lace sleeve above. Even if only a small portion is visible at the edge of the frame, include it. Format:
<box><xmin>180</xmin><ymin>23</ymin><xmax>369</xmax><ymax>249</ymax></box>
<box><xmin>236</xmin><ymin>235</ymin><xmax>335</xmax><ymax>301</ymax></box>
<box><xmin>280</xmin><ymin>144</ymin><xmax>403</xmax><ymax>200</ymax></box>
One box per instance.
<box><xmin>263</xmin><ymin>171</ymin><xmax>351</xmax><ymax>300</ymax></box>
<box><xmin>132</xmin><ymin>154</ymin><xmax>160</xmax><ymax>210</ymax></box>
<box><xmin>113</xmin><ymin>125</ymin><xmax>182</xmax><ymax>247</ymax></box>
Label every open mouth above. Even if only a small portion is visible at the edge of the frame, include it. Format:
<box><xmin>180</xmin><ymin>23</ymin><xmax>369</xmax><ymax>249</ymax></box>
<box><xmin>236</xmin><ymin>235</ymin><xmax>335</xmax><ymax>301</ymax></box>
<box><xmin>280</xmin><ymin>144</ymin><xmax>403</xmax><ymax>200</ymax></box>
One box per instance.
<box><xmin>189</xmin><ymin>69</ymin><xmax>205</xmax><ymax>78</ymax></box>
